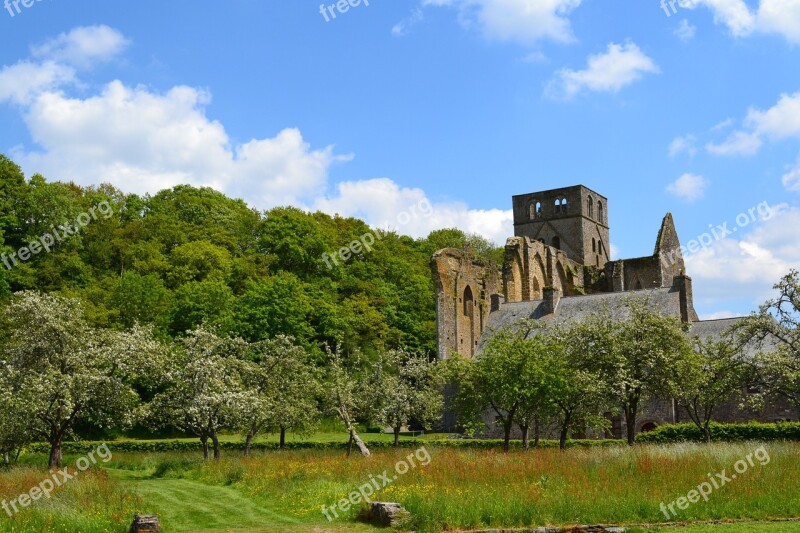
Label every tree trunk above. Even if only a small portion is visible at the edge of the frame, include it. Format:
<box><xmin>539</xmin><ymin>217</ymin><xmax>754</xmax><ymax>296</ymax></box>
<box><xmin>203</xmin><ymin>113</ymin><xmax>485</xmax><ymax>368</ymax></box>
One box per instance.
<box><xmin>702</xmin><ymin>424</ymin><xmax>712</xmax><ymax>443</ymax></box>
<box><xmin>49</xmin><ymin>432</ymin><xmax>63</xmax><ymax>469</ymax></box>
<box><xmin>394</xmin><ymin>426</ymin><xmax>401</xmax><ymax>447</ymax></box>
<box><xmin>534</xmin><ymin>416</ymin><xmax>540</xmax><ymax>448</ymax></box>
<box><xmin>502</xmin><ymin>419</ymin><xmax>513</xmax><ymax>453</ymax></box>
<box><xmin>244</xmin><ymin>424</ymin><xmax>256</xmax><ymax>456</ymax></box>
<box><xmin>625</xmin><ymin>403</ymin><xmax>638</xmax><ymax>446</ymax></box>
<box><xmin>559</xmin><ymin>411</ymin><xmax>572</xmax><ymax>451</ymax></box>
<box><xmin>520</xmin><ymin>424</ymin><xmax>530</xmax><ymax>451</ymax></box>
<box><xmin>201</xmin><ymin>436</ymin><xmax>209</xmax><ymax>461</ymax></box>
<box><xmin>279</xmin><ymin>426</ymin><xmax>286</xmax><ymax>449</ymax></box>
<box><xmin>211</xmin><ymin>434</ymin><xmax>221</xmax><ymax>461</ymax></box>
<box><xmin>349</xmin><ymin>428</ymin><xmax>371</xmax><ymax>457</ymax></box>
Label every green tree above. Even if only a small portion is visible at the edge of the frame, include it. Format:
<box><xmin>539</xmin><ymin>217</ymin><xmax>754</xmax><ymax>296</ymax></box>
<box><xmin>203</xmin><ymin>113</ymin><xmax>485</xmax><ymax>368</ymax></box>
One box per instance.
<box><xmin>232</xmin><ymin>273</ymin><xmax>315</xmax><ymax>344</ymax></box>
<box><xmin>373</xmin><ymin>349</ymin><xmax>444</xmax><ymax>446</ymax></box>
<box><xmin>148</xmin><ymin>327</ymin><xmax>251</xmax><ymax>460</ymax></box>
<box><xmin>451</xmin><ymin>325</ymin><xmax>538</xmax><ymax>452</ymax></box>
<box><xmin>737</xmin><ymin>270</ymin><xmax>800</xmax><ymax>408</ymax></box>
<box><xmin>587</xmin><ymin>301</ymin><xmax>694</xmax><ymax>446</ymax></box>
<box><xmin>110</xmin><ymin>271</ymin><xmax>171</xmax><ymax>329</ymax></box>
<box><xmin>239</xmin><ymin>335</ymin><xmax>321</xmax><ymax>453</ymax></box>
<box><xmin>169</xmin><ymin>280</ymin><xmax>235</xmax><ymax>335</ymax></box>
<box><xmin>325</xmin><ymin>344</ymin><xmax>372</xmax><ymax>457</ymax></box>
<box><xmin>674</xmin><ymin>336</ymin><xmax>746</xmax><ymax>442</ymax></box>
<box><xmin>167</xmin><ymin>240</ymin><xmax>232</xmax><ymax>287</ymax></box>
<box><xmin>0</xmin><ymin>292</ymin><xmax>165</xmax><ymax>467</ymax></box>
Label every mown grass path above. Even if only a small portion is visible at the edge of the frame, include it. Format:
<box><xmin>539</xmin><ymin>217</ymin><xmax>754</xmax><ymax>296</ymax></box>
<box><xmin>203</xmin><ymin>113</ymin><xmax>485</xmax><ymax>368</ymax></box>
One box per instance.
<box><xmin>107</xmin><ymin>469</ymin><xmax>375</xmax><ymax>533</ymax></box>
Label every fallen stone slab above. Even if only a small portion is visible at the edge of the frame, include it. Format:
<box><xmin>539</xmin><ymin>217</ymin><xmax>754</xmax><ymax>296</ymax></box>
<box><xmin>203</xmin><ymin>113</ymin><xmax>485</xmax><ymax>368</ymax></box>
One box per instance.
<box><xmin>363</xmin><ymin>501</ymin><xmax>410</xmax><ymax>527</ymax></box>
<box><xmin>130</xmin><ymin>515</ymin><xmax>160</xmax><ymax>532</ymax></box>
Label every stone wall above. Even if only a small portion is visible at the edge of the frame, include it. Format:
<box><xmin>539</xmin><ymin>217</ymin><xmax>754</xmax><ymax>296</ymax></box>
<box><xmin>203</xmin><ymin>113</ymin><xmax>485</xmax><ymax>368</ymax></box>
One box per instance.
<box><xmin>431</xmin><ymin>248</ymin><xmax>503</xmax><ymax>360</ymax></box>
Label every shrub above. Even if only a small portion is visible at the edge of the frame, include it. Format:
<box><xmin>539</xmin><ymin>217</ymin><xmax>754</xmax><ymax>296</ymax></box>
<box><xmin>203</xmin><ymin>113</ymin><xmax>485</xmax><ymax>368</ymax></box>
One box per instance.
<box><xmin>24</xmin><ymin>437</ymin><xmax>625</xmax><ymax>455</ymax></box>
<box><xmin>636</xmin><ymin>422</ymin><xmax>800</xmax><ymax>443</ymax></box>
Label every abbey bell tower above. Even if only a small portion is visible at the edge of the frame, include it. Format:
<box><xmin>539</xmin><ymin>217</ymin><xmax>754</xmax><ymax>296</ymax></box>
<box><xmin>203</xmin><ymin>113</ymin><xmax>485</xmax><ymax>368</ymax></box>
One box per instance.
<box><xmin>511</xmin><ymin>185</ymin><xmax>610</xmax><ymax>268</ymax></box>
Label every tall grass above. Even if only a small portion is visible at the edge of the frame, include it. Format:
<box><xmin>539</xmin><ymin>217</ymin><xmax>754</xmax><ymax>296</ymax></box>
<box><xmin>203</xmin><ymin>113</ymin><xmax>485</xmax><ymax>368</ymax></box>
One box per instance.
<box><xmin>126</xmin><ymin>442</ymin><xmax>800</xmax><ymax>532</ymax></box>
<box><xmin>0</xmin><ymin>466</ymin><xmax>137</xmax><ymax>532</ymax></box>
<box><xmin>2</xmin><ymin>442</ymin><xmax>798</xmax><ymax>532</ymax></box>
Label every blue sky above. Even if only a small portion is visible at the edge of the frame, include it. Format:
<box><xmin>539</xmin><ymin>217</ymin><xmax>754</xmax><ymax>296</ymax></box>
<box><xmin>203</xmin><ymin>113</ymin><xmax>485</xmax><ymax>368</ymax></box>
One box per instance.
<box><xmin>1</xmin><ymin>0</ymin><xmax>799</xmax><ymax>319</ymax></box>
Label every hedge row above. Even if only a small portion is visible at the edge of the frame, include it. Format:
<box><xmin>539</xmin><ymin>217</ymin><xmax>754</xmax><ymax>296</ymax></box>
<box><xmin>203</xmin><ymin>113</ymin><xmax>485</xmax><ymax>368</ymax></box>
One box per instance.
<box><xmin>26</xmin><ymin>438</ymin><xmax>625</xmax><ymax>455</ymax></box>
<box><xmin>636</xmin><ymin>422</ymin><xmax>800</xmax><ymax>443</ymax></box>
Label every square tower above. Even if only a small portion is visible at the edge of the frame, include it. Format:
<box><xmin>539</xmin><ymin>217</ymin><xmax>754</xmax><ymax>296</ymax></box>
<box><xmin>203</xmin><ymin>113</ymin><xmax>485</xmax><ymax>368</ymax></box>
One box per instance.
<box><xmin>512</xmin><ymin>185</ymin><xmax>610</xmax><ymax>268</ymax></box>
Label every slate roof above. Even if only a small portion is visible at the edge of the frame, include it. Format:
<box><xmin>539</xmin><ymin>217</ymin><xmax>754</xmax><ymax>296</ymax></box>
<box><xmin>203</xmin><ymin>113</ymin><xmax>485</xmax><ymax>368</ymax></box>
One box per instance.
<box><xmin>478</xmin><ymin>287</ymin><xmax>684</xmax><ymax>350</ymax></box>
<box><xmin>483</xmin><ymin>287</ymin><xmax>681</xmax><ymax>331</ymax></box>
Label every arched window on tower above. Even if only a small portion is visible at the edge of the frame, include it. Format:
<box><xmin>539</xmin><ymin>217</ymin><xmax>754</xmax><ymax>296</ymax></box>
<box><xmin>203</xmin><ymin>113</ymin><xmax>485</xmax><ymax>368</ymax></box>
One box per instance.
<box><xmin>598</xmin><ymin>202</ymin><xmax>604</xmax><ymax>223</ymax></box>
<box><xmin>552</xmin><ymin>236</ymin><xmax>561</xmax><ymax>250</ymax></box>
<box><xmin>592</xmin><ymin>238</ymin><xmax>596</xmax><ymax>253</ymax></box>
<box><xmin>529</xmin><ymin>202</ymin><xmax>536</xmax><ymax>220</ymax></box>
<box><xmin>561</xmin><ymin>197</ymin><xmax>568</xmax><ymax>215</ymax></box>
<box><xmin>535</xmin><ymin>202</ymin><xmax>542</xmax><ymax>218</ymax></box>
<box><xmin>554</xmin><ymin>198</ymin><xmax>562</xmax><ymax>215</ymax></box>
<box><xmin>587</xmin><ymin>196</ymin><xmax>594</xmax><ymax>218</ymax></box>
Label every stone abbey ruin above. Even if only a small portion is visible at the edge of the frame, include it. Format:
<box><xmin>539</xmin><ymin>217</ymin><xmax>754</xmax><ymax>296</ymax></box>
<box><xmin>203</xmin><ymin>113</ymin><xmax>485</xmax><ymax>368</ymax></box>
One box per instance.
<box><xmin>431</xmin><ymin>185</ymin><xmax>796</xmax><ymax>437</ymax></box>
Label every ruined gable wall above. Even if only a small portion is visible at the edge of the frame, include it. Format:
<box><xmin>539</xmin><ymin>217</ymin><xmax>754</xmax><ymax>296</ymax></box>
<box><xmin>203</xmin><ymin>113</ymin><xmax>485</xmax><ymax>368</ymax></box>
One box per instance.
<box><xmin>431</xmin><ymin>248</ymin><xmax>503</xmax><ymax>360</ymax></box>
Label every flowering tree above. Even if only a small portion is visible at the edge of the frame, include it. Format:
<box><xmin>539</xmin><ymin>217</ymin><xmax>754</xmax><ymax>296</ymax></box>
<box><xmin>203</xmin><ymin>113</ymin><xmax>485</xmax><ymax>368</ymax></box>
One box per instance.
<box><xmin>0</xmin><ymin>366</ymin><xmax>34</xmax><ymax>464</ymax></box>
<box><xmin>738</xmin><ymin>270</ymin><xmax>800</xmax><ymax>408</ymax></box>
<box><xmin>148</xmin><ymin>327</ymin><xmax>251</xmax><ymax>460</ymax></box>
<box><xmin>373</xmin><ymin>349</ymin><xmax>444</xmax><ymax>446</ymax></box>
<box><xmin>239</xmin><ymin>335</ymin><xmax>321</xmax><ymax>454</ymax></box>
<box><xmin>584</xmin><ymin>300</ymin><xmax>694</xmax><ymax>446</ymax></box>
<box><xmin>0</xmin><ymin>291</ymin><xmax>165</xmax><ymax>468</ymax></box>
<box><xmin>325</xmin><ymin>344</ymin><xmax>371</xmax><ymax>457</ymax></box>
<box><xmin>674</xmin><ymin>336</ymin><xmax>746</xmax><ymax>442</ymax></box>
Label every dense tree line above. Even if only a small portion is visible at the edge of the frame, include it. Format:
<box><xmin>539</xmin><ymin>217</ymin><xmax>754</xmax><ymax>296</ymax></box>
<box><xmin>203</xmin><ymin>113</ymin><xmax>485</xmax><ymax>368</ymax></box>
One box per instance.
<box><xmin>0</xmin><ymin>154</ymin><xmax>500</xmax><ymax>357</ymax></box>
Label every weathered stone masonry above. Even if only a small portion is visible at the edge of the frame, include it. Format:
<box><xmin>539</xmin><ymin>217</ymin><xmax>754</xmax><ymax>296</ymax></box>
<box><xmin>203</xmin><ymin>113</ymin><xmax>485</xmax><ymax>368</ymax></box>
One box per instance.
<box><xmin>431</xmin><ymin>184</ymin><xmax>797</xmax><ymax>437</ymax></box>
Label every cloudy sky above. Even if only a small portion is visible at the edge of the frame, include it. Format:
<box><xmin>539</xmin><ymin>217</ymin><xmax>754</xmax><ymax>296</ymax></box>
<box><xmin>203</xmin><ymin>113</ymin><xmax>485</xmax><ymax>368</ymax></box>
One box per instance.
<box><xmin>1</xmin><ymin>0</ymin><xmax>799</xmax><ymax>319</ymax></box>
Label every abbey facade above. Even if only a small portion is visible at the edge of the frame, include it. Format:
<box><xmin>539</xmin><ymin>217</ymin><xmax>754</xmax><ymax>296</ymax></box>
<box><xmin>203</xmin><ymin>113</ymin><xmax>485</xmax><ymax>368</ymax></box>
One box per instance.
<box><xmin>431</xmin><ymin>185</ymin><xmax>796</xmax><ymax>437</ymax></box>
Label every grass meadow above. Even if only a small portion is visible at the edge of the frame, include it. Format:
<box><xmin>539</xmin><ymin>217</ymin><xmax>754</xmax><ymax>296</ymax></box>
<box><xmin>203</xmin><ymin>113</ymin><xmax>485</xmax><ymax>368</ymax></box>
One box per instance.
<box><xmin>1</xmin><ymin>441</ymin><xmax>799</xmax><ymax>532</ymax></box>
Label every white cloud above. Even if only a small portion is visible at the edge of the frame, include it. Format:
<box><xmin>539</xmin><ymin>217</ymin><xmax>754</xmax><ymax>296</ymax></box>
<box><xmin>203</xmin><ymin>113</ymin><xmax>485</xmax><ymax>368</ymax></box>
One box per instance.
<box><xmin>669</xmin><ymin>134</ymin><xmax>698</xmax><ymax>157</ymax></box>
<box><xmin>707</xmin><ymin>92</ymin><xmax>800</xmax><ymax>156</ymax></box>
<box><xmin>422</xmin><ymin>0</ymin><xmax>582</xmax><ymax>44</ymax></box>
<box><xmin>706</xmin><ymin>130</ymin><xmax>763</xmax><ymax>155</ymax></box>
<box><xmin>711</xmin><ymin>118</ymin><xmax>734</xmax><ymax>131</ymax></box>
<box><xmin>667</xmin><ymin>173</ymin><xmax>709</xmax><ymax>201</ymax></box>
<box><xmin>782</xmin><ymin>158</ymin><xmax>800</xmax><ymax>191</ymax></box>
<box><xmin>746</xmin><ymin>92</ymin><xmax>800</xmax><ymax>140</ymax></box>
<box><xmin>31</xmin><ymin>25</ymin><xmax>130</xmax><ymax>68</ymax></box>
<box><xmin>686</xmin><ymin>204</ymin><xmax>800</xmax><ymax>312</ymax></box>
<box><xmin>392</xmin><ymin>8</ymin><xmax>425</xmax><ymax>37</ymax></box>
<box><xmin>676</xmin><ymin>0</ymin><xmax>800</xmax><ymax>43</ymax></box>
<box><xmin>700</xmin><ymin>310</ymin><xmax>742</xmax><ymax>320</ymax></box>
<box><xmin>0</xmin><ymin>61</ymin><xmax>75</xmax><ymax>105</ymax></box>
<box><xmin>547</xmin><ymin>42</ymin><xmax>659</xmax><ymax>99</ymax></box>
<box><xmin>14</xmin><ymin>81</ymin><xmax>350</xmax><ymax>208</ymax></box>
<box><xmin>675</xmin><ymin>19</ymin><xmax>698</xmax><ymax>41</ymax></box>
<box><xmin>4</xmin><ymin>25</ymin><xmax>512</xmax><ymax>245</ymax></box>
<box><xmin>757</xmin><ymin>0</ymin><xmax>800</xmax><ymax>43</ymax></box>
<box><xmin>677</xmin><ymin>0</ymin><xmax>757</xmax><ymax>36</ymax></box>
<box><xmin>314</xmin><ymin>178</ymin><xmax>513</xmax><ymax>243</ymax></box>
